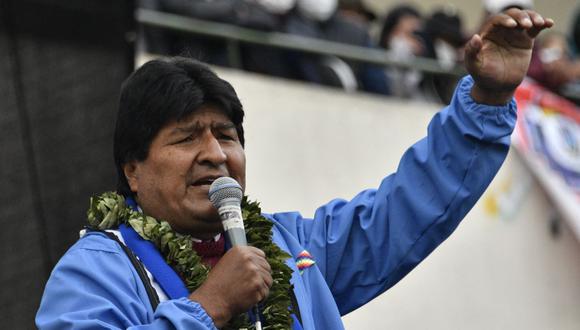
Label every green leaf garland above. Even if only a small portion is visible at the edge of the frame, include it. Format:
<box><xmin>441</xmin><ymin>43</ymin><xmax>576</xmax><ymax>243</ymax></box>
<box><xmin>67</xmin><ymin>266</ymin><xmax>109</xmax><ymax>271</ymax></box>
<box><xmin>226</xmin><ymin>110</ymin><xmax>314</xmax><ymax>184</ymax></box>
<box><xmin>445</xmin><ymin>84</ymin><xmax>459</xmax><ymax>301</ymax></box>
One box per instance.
<box><xmin>87</xmin><ymin>191</ymin><xmax>295</xmax><ymax>329</ymax></box>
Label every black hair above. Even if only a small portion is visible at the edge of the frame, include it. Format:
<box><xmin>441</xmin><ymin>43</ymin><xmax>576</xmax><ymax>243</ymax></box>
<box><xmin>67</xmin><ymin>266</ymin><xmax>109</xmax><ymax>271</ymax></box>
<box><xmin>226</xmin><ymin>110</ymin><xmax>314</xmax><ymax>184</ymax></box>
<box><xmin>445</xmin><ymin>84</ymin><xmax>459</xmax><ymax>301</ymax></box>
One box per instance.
<box><xmin>113</xmin><ymin>57</ymin><xmax>245</xmax><ymax>197</ymax></box>
<box><xmin>379</xmin><ymin>5</ymin><xmax>421</xmax><ymax>49</ymax></box>
<box><xmin>424</xmin><ymin>10</ymin><xmax>465</xmax><ymax>47</ymax></box>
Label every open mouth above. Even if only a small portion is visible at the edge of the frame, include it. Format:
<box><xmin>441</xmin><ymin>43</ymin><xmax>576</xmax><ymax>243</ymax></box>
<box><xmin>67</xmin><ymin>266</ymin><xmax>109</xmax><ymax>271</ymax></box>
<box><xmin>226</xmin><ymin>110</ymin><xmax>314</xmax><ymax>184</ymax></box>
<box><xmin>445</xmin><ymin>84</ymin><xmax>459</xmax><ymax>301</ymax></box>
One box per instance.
<box><xmin>193</xmin><ymin>179</ymin><xmax>214</xmax><ymax>186</ymax></box>
<box><xmin>191</xmin><ymin>175</ymin><xmax>224</xmax><ymax>187</ymax></box>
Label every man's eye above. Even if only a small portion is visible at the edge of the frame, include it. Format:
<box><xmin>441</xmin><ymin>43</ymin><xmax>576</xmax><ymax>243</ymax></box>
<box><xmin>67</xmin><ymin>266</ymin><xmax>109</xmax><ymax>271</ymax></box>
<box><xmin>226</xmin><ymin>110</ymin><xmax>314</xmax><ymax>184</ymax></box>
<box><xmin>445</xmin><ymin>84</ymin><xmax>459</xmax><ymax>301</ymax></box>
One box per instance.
<box><xmin>177</xmin><ymin>135</ymin><xmax>194</xmax><ymax>144</ymax></box>
<box><xmin>219</xmin><ymin>133</ymin><xmax>235</xmax><ymax>141</ymax></box>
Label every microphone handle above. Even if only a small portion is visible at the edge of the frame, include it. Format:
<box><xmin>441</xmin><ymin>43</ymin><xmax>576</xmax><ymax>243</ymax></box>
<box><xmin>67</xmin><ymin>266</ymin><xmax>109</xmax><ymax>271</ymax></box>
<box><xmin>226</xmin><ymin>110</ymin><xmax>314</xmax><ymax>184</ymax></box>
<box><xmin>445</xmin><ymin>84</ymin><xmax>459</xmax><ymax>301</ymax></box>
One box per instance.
<box><xmin>218</xmin><ymin>204</ymin><xmax>262</xmax><ymax>329</ymax></box>
<box><xmin>224</xmin><ymin>227</ymin><xmax>247</xmax><ymax>247</ymax></box>
<box><xmin>253</xmin><ymin>306</ymin><xmax>263</xmax><ymax>330</ymax></box>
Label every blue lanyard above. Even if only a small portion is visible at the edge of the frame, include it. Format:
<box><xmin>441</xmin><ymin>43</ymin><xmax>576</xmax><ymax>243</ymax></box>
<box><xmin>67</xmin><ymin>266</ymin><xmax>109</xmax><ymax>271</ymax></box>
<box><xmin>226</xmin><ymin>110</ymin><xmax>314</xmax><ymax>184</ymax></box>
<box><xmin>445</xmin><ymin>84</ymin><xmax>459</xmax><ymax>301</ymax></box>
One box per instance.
<box><xmin>121</xmin><ymin>197</ymin><xmax>303</xmax><ymax>329</ymax></box>
<box><xmin>119</xmin><ymin>223</ymin><xmax>189</xmax><ymax>299</ymax></box>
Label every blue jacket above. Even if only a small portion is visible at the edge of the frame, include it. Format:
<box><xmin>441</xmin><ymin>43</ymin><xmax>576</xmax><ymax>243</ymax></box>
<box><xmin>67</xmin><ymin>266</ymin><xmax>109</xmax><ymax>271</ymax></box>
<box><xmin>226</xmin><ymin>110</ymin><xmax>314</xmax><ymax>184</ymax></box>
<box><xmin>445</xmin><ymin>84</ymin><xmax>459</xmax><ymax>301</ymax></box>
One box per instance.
<box><xmin>36</xmin><ymin>76</ymin><xmax>516</xmax><ymax>329</ymax></box>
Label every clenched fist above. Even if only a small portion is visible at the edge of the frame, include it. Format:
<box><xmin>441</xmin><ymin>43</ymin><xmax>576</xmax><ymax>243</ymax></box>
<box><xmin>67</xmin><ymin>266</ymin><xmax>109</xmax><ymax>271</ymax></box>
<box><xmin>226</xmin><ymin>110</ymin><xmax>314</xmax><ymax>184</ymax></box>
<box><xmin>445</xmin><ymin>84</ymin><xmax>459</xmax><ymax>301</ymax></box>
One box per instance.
<box><xmin>189</xmin><ymin>246</ymin><xmax>272</xmax><ymax>328</ymax></box>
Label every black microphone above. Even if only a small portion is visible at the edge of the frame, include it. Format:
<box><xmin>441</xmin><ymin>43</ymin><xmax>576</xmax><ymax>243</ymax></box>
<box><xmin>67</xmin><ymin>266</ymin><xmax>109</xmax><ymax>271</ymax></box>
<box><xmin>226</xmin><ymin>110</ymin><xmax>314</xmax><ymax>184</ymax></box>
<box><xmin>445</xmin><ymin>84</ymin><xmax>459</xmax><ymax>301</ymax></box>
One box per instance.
<box><xmin>208</xmin><ymin>177</ymin><xmax>262</xmax><ymax>330</ymax></box>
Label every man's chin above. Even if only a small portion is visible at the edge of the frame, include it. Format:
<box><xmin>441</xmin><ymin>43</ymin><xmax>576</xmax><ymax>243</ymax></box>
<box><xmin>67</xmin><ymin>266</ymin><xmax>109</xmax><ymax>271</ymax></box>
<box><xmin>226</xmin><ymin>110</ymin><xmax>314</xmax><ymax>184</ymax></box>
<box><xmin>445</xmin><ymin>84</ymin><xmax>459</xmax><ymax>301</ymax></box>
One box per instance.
<box><xmin>195</xmin><ymin>222</ymin><xmax>224</xmax><ymax>240</ymax></box>
<box><xmin>172</xmin><ymin>219</ymin><xmax>223</xmax><ymax>239</ymax></box>
<box><xmin>192</xmin><ymin>208</ymin><xmax>223</xmax><ymax>228</ymax></box>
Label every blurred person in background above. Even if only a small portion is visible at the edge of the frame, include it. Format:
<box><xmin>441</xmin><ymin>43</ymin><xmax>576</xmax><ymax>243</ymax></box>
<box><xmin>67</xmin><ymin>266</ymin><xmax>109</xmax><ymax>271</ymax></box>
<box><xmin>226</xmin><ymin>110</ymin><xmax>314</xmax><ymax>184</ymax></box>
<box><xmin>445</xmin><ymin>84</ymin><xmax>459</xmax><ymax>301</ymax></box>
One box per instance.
<box><xmin>146</xmin><ymin>0</ymin><xmax>296</xmax><ymax>76</ymax></box>
<box><xmin>572</xmin><ymin>6</ymin><xmax>580</xmax><ymax>56</ymax></box>
<box><xmin>322</xmin><ymin>0</ymin><xmax>390</xmax><ymax>95</ymax></box>
<box><xmin>234</xmin><ymin>0</ymin><xmax>297</xmax><ymax>77</ymax></box>
<box><xmin>335</xmin><ymin>0</ymin><xmax>376</xmax><ymax>23</ymax></box>
<box><xmin>564</xmin><ymin>6</ymin><xmax>580</xmax><ymax>101</ymax></box>
<box><xmin>528</xmin><ymin>31</ymin><xmax>580</xmax><ymax>94</ymax></box>
<box><xmin>283</xmin><ymin>0</ymin><xmax>349</xmax><ymax>87</ymax></box>
<box><xmin>420</xmin><ymin>7</ymin><xmax>468</xmax><ymax>103</ymax></box>
<box><xmin>378</xmin><ymin>4</ymin><xmax>425</xmax><ymax>98</ymax></box>
<box><xmin>284</xmin><ymin>0</ymin><xmax>389</xmax><ymax>94</ymax></box>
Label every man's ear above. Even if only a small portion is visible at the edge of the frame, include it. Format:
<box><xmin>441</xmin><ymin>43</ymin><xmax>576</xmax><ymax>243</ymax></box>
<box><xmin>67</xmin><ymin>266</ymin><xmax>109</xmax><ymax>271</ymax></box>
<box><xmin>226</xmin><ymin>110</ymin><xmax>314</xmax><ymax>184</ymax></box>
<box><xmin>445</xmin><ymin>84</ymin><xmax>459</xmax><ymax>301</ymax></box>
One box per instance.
<box><xmin>123</xmin><ymin>162</ymin><xmax>139</xmax><ymax>194</ymax></box>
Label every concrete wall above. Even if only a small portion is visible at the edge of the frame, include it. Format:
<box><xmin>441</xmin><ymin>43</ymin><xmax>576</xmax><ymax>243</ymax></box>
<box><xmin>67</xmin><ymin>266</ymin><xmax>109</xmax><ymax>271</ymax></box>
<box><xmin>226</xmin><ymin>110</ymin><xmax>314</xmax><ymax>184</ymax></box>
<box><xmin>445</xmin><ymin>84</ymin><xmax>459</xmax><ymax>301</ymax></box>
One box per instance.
<box><xmin>216</xmin><ymin>67</ymin><xmax>580</xmax><ymax>329</ymax></box>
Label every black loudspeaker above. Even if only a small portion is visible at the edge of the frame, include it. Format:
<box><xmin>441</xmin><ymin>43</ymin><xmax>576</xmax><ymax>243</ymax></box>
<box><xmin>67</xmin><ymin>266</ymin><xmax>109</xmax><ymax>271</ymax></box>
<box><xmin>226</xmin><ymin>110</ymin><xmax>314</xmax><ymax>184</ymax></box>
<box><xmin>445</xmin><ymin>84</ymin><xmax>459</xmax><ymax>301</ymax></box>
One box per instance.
<box><xmin>0</xmin><ymin>0</ymin><xmax>134</xmax><ymax>327</ymax></box>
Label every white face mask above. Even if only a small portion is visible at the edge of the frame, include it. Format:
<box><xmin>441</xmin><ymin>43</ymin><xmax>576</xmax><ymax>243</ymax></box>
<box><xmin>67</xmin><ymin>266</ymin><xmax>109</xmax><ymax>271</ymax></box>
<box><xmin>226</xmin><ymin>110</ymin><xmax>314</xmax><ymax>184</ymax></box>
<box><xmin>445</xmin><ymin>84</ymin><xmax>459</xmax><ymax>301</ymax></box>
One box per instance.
<box><xmin>388</xmin><ymin>35</ymin><xmax>424</xmax><ymax>57</ymax></box>
<box><xmin>296</xmin><ymin>0</ymin><xmax>337</xmax><ymax>22</ymax></box>
<box><xmin>253</xmin><ymin>0</ymin><xmax>297</xmax><ymax>15</ymax></box>
<box><xmin>389</xmin><ymin>36</ymin><xmax>415</xmax><ymax>55</ymax></box>
<box><xmin>434</xmin><ymin>39</ymin><xmax>457</xmax><ymax>69</ymax></box>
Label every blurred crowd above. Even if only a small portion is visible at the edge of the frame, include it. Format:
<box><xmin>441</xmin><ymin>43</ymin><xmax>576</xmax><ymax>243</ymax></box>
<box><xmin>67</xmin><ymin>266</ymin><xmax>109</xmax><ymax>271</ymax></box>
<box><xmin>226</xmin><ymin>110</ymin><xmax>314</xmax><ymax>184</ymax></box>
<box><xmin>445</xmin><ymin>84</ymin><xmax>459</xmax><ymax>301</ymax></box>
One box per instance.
<box><xmin>138</xmin><ymin>0</ymin><xmax>580</xmax><ymax>104</ymax></box>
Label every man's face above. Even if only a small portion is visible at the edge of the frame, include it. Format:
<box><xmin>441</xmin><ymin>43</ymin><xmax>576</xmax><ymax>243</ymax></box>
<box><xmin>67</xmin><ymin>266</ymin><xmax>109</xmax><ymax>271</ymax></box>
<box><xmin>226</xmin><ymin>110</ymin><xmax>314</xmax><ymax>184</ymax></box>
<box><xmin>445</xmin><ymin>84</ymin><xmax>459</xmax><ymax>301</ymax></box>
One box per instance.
<box><xmin>124</xmin><ymin>105</ymin><xmax>246</xmax><ymax>239</ymax></box>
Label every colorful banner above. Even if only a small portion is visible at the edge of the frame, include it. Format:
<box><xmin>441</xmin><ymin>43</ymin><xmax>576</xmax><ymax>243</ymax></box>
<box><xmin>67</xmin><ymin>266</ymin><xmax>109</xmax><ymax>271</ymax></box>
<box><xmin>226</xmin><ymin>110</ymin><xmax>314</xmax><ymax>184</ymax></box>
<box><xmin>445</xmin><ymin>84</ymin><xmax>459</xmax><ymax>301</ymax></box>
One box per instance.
<box><xmin>514</xmin><ymin>79</ymin><xmax>580</xmax><ymax>194</ymax></box>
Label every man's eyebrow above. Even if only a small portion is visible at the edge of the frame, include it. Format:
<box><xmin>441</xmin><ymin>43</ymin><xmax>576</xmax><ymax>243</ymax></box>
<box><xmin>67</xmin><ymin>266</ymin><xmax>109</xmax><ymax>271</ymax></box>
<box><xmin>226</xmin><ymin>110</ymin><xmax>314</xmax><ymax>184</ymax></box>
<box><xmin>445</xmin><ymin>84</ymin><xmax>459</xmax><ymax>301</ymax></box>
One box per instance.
<box><xmin>170</xmin><ymin>121</ymin><xmax>236</xmax><ymax>135</ymax></box>
<box><xmin>170</xmin><ymin>124</ymin><xmax>197</xmax><ymax>135</ymax></box>
<box><xmin>212</xmin><ymin>122</ymin><xmax>236</xmax><ymax>130</ymax></box>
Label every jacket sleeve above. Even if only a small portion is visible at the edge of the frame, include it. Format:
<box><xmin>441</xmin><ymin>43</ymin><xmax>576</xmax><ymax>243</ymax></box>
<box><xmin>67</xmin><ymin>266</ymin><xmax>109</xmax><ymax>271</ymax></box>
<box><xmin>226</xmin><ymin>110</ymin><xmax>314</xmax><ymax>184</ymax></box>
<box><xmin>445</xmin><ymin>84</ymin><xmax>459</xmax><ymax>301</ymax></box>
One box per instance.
<box><xmin>279</xmin><ymin>75</ymin><xmax>517</xmax><ymax>315</ymax></box>
<box><xmin>36</xmin><ymin>234</ymin><xmax>216</xmax><ymax>330</ymax></box>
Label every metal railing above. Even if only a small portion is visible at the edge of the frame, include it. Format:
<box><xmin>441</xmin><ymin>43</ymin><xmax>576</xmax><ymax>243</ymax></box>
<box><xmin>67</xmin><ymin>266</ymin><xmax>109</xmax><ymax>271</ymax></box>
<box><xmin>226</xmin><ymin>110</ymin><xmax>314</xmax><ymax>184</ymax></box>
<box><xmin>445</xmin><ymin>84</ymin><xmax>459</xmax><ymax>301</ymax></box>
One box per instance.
<box><xmin>135</xmin><ymin>8</ymin><xmax>466</xmax><ymax>77</ymax></box>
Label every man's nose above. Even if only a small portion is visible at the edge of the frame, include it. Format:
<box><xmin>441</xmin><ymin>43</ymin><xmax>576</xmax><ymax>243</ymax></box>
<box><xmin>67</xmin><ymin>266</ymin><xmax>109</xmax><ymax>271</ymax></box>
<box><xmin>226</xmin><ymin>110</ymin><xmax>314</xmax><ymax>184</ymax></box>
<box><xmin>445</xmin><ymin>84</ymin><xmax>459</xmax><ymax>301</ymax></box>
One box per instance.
<box><xmin>198</xmin><ymin>133</ymin><xmax>227</xmax><ymax>166</ymax></box>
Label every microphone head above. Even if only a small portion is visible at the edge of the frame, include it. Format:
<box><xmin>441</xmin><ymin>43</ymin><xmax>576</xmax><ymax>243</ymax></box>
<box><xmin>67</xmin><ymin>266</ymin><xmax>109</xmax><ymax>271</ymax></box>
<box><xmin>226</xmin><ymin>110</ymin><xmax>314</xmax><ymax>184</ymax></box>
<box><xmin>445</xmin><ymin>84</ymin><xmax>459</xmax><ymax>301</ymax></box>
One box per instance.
<box><xmin>208</xmin><ymin>177</ymin><xmax>243</xmax><ymax>208</ymax></box>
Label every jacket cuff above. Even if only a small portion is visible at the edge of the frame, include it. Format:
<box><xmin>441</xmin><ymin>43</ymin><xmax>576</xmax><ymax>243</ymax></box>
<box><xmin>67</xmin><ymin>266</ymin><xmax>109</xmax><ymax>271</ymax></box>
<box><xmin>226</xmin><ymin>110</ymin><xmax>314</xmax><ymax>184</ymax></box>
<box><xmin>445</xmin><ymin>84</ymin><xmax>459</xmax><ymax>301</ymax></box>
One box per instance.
<box><xmin>183</xmin><ymin>298</ymin><xmax>216</xmax><ymax>329</ymax></box>
<box><xmin>449</xmin><ymin>75</ymin><xmax>517</xmax><ymax>142</ymax></box>
<box><xmin>456</xmin><ymin>75</ymin><xmax>517</xmax><ymax>116</ymax></box>
<box><xmin>156</xmin><ymin>297</ymin><xmax>217</xmax><ymax>329</ymax></box>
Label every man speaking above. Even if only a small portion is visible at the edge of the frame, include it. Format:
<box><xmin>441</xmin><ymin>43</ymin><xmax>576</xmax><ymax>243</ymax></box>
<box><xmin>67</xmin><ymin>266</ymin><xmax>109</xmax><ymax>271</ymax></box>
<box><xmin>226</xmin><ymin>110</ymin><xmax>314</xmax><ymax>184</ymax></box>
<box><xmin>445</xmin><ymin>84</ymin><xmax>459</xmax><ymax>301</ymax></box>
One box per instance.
<box><xmin>37</xmin><ymin>9</ymin><xmax>552</xmax><ymax>329</ymax></box>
